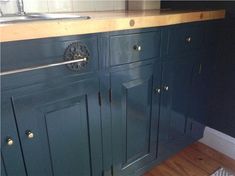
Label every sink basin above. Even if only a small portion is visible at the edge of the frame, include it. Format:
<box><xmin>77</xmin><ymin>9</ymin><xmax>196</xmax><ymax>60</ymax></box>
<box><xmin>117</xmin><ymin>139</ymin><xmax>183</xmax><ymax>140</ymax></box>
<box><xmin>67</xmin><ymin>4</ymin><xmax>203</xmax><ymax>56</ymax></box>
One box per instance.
<box><xmin>0</xmin><ymin>16</ymin><xmax>33</xmax><ymax>23</ymax></box>
<box><xmin>27</xmin><ymin>13</ymin><xmax>91</xmax><ymax>20</ymax></box>
<box><xmin>0</xmin><ymin>13</ymin><xmax>91</xmax><ymax>23</ymax></box>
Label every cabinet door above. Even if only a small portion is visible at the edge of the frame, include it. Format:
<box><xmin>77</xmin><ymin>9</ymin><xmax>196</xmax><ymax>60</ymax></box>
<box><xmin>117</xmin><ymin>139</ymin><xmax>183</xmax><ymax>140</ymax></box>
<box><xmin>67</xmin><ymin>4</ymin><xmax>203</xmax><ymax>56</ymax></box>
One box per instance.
<box><xmin>111</xmin><ymin>63</ymin><xmax>160</xmax><ymax>176</ymax></box>
<box><xmin>158</xmin><ymin>58</ymin><xmax>194</xmax><ymax>161</ymax></box>
<box><xmin>1</xmin><ymin>99</ymin><xmax>26</xmax><ymax>176</ymax></box>
<box><xmin>188</xmin><ymin>53</ymin><xmax>214</xmax><ymax>139</ymax></box>
<box><xmin>12</xmin><ymin>77</ymin><xmax>102</xmax><ymax>176</ymax></box>
<box><xmin>1</xmin><ymin>157</ymin><xmax>7</xmax><ymax>176</ymax></box>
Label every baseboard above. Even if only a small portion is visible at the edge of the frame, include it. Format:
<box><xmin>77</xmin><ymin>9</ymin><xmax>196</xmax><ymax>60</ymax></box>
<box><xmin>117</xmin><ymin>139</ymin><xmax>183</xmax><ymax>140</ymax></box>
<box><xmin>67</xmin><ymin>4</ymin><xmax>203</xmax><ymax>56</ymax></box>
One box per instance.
<box><xmin>199</xmin><ymin>127</ymin><xmax>235</xmax><ymax>160</ymax></box>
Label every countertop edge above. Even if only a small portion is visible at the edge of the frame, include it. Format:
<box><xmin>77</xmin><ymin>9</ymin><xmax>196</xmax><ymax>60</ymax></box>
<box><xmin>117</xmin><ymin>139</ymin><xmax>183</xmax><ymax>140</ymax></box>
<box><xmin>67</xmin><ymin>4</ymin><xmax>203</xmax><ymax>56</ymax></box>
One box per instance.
<box><xmin>0</xmin><ymin>9</ymin><xmax>225</xmax><ymax>42</ymax></box>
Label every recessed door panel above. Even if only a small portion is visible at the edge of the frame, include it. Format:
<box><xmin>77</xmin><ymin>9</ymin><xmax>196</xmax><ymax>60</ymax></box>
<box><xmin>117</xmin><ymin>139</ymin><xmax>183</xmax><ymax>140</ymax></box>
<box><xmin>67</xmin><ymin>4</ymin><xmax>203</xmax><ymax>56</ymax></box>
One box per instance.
<box><xmin>13</xmin><ymin>78</ymin><xmax>102</xmax><ymax>176</ymax></box>
<box><xmin>1</xmin><ymin>100</ymin><xmax>26</xmax><ymax>176</ymax></box>
<box><xmin>124</xmin><ymin>79</ymin><xmax>152</xmax><ymax>164</ymax></box>
<box><xmin>111</xmin><ymin>63</ymin><xmax>160</xmax><ymax>175</ymax></box>
<box><xmin>158</xmin><ymin>58</ymin><xmax>195</xmax><ymax>161</ymax></box>
<box><xmin>44</xmin><ymin>98</ymin><xmax>91</xmax><ymax>176</ymax></box>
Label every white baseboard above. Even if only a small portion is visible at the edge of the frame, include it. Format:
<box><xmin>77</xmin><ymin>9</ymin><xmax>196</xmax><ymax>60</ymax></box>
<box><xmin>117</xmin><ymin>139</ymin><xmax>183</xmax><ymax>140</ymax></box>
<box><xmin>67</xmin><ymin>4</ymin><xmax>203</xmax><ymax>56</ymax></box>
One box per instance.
<box><xmin>199</xmin><ymin>127</ymin><xmax>235</xmax><ymax>160</ymax></box>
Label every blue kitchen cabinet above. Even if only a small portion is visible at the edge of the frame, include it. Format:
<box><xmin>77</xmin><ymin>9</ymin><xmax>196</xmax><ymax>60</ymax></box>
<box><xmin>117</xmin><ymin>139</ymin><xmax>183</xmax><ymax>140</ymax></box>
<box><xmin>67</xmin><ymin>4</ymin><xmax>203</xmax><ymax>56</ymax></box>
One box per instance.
<box><xmin>166</xmin><ymin>23</ymin><xmax>204</xmax><ymax>56</ymax></box>
<box><xmin>187</xmin><ymin>52</ymin><xmax>217</xmax><ymax>140</ymax></box>
<box><xmin>0</xmin><ymin>20</ymin><xmax>222</xmax><ymax>176</ymax></box>
<box><xmin>1</xmin><ymin>157</ymin><xmax>7</xmax><ymax>176</ymax></box>
<box><xmin>11</xmin><ymin>75</ymin><xmax>103</xmax><ymax>176</ymax></box>
<box><xmin>110</xmin><ymin>61</ymin><xmax>161</xmax><ymax>176</ymax></box>
<box><xmin>157</xmin><ymin>56</ymin><xmax>195</xmax><ymax>161</ymax></box>
<box><xmin>1</xmin><ymin>34</ymin><xmax>103</xmax><ymax>176</ymax></box>
<box><xmin>1</xmin><ymin>98</ymin><xmax>27</xmax><ymax>176</ymax></box>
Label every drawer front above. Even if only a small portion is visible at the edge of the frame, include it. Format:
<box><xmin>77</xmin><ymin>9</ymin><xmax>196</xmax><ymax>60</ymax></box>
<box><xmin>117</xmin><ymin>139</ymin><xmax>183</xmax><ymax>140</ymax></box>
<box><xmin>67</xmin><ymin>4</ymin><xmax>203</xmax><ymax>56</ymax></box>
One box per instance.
<box><xmin>167</xmin><ymin>24</ymin><xmax>204</xmax><ymax>55</ymax></box>
<box><xmin>110</xmin><ymin>32</ymin><xmax>161</xmax><ymax>66</ymax></box>
<box><xmin>1</xmin><ymin>35</ymin><xmax>99</xmax><ymax>90</ymax></box>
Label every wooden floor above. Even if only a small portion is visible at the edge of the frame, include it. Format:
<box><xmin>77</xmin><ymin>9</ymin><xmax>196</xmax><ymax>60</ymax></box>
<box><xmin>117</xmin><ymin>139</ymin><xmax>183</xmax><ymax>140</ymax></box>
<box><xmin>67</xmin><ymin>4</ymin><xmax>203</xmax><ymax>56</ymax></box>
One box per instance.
<box><xmin>145</xmin><ymin>142</ymin><xmax>235</xmax><ymax>176</ymax></box>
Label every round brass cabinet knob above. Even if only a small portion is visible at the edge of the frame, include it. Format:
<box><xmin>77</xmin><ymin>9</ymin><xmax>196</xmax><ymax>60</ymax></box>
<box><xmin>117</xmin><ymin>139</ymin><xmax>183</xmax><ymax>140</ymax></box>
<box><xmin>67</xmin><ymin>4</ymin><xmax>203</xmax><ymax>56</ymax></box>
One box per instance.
<box><xmin>26</xmin><ymin>130</ymin><xmax>34</xmax><ymax>139</ymax></box>
<box><xmin>164</xmin><ymin>86</ymin><xmax>169</xmax><ymax>91</ymax></box>
<box><xmin>186</xmin><ymin>37</ymin><xmax>192</xmax><ymax>43</ymax></box>
<box><xmin>133</xmin><ymin>45</ymin><xmax>142</xmax><ymax>51</ymax></box>
<box><xmin>6</xmin><ymin>137</ymin><xmax>14</xmax><ymax>146</ymax></box>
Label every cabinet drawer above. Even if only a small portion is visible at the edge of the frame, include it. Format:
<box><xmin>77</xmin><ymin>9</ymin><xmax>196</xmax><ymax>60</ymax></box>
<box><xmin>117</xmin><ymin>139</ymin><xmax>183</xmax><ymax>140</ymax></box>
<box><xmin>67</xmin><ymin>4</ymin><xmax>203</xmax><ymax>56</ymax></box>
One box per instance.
<box><xmin>1</xmin><ymin>35</ymin><xmax>99</xmax><ymax>90</ymax></box>
<box><xmin>167</xmin><ymin>25</ymin><xmax>204</xmax><ymax>55</ymax></box>
<box><xmin>110</xmin><ymin>32</ymin><xmax>161</xmax><ymax>66</ymax></box>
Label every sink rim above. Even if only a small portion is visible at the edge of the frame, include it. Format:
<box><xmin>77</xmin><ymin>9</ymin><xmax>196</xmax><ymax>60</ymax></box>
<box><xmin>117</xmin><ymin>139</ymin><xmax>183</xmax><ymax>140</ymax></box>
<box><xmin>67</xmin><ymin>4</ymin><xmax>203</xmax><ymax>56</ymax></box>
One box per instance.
<box><xmin>0</xmin><ymin>13</ymin><xmax>91</xmax><ymax>24</ymax></box>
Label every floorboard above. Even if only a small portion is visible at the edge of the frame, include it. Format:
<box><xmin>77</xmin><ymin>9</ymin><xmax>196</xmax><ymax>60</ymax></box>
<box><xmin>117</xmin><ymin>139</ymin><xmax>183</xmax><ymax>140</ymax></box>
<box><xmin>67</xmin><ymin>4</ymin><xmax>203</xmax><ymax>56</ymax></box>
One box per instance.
<box><xmin>145</xmin><ymin>142</ymin><xmax>235</xmax><ymax>176</ymax></box>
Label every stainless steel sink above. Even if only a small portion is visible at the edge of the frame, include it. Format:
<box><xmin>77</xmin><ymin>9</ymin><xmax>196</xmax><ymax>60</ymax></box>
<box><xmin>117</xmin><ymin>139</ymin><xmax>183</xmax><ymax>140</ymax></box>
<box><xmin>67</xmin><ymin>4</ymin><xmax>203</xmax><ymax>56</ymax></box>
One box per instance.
<box><xmin>0</xmin><ymin>13</ymin><xmax>91</xmax><ymax>23</ymax></box>
<box><xmin>27</xmin><ymin>13</ymin><xmax>91</xmax><ymax>20</ymax></box>
<box><xmin>0</xmin><ymin>15</ymin><xmax>33</xmax><ymax>23</ymax></box>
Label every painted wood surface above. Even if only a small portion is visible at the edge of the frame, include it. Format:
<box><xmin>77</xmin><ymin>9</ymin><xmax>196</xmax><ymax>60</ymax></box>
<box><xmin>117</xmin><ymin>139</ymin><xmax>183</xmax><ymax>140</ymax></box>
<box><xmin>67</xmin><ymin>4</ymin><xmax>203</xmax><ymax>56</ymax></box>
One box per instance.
<box><xmin>12</xmin><ymin>77</ymin><xmax>103</xmax><ymax>176</ymax></box>
<box><xmin>110</xmin><ymin>61</ymin><xmax>160</xmax><ymax>176</ymax></box>
<box><xmin>0</xmin><ymin>20</ymin><xmax>223</xmax><ymax>175</ymax></box>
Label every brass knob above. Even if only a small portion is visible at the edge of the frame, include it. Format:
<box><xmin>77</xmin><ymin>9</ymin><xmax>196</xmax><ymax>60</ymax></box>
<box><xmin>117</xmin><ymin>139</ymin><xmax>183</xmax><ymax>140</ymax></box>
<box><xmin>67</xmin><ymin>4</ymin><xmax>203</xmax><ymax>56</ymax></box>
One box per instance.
<box><xmin>26</xmin><ymin>130</ymin><xmax>34</xmax><ymax>139</ymax></box>
<box><xmin>186</xmin><ymin>37</ymin><xmax>192</xmax><ymax>43</ymax></box>
<box><xmin>163</xmin><ymin>86</ymin><xmax>169</xmax><ymax>91</ymax></box>
<box><xmin>6</xmin><ymin>137</ymin><xmax>14</xmax><ymax>146</ymax></box>
<box><xmin>155</xmin><ymin>88</ymin><xmax>161</xmax><ymax>94</ymax></box>
<box><xmin>133</xmin><ymin>45</ymin><xmax>142</xmax><ymax>51</ymax></box>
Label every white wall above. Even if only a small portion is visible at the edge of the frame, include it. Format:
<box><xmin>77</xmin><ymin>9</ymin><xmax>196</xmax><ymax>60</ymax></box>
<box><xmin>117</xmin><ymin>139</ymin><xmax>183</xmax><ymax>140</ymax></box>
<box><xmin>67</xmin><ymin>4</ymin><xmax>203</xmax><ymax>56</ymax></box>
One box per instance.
<box><xmin>200</xmin><ymin>127</ymin><xmax>235</xmax><ymax>160</ymax></box>
<box><xmin>0</xmin><ymin>0</ymin><xmax>126</xmax><ymax>14</ymax></box>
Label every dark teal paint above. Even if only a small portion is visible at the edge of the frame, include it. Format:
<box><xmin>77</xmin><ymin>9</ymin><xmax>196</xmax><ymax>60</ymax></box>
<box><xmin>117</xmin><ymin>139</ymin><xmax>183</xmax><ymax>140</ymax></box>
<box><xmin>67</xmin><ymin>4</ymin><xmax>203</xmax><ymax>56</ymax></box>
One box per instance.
<box><xmin>1</xmin><ymin>156</ymin><xmax>7</xmax><ymax>176</ymax></box>
<box><xmin>1</xmin><ymin>99</ymin><xmax>27</xmax><ymax>176</ymax></box>
<box><xmin>110</xmin><ymin>32</ymin><xmax>161</xmax><ymax>66</ymax></box>
<box><xmin>1</xmin><ymin>20</ymin><xmax>224</xmax><ymax>176</ymax></box>
<box><xmin>157</xmin><ymin>56</ymin><xmax>195</xmax><ymax>161</ymax></box>
<box><xmin>162</xmin><ymin>0</ymin><xmax>235</xmax><ymax>138</ymax></box>
<box><xmin>166</xmin><ymin>24</ymin><xmax>204</xmax><ymax>56</ymax></box>
<box><xmin>11</xmin><ymin>76</ymin><xmax>103</xmax><ymax>176</ymax></box>
<box><xmin>110</xmin><ymin>61</ymin><xmax>159</xmax><ymax>176</ymax></box>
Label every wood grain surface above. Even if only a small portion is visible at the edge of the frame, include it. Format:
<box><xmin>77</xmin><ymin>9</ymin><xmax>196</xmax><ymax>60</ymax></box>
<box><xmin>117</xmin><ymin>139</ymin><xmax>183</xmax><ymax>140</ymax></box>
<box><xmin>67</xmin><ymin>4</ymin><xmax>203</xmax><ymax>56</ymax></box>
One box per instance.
<box><xmin>145</xmin><ymin>142</ymin><xmax>235</xmax><ymax>176</ymax></box>
<box><xmin>0</xmin><ymin>9</ymin><xmax>225</xmax><ymax>42</ymax></box>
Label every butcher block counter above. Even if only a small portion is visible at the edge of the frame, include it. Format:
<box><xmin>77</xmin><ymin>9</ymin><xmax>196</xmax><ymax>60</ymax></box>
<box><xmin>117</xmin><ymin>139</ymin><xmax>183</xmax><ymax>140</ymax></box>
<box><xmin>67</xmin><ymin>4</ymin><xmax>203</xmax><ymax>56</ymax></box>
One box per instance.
<box><xmin>0</xmin><ymin>9</ymin><xmax>225</xmax><ymax>42</ymax></box>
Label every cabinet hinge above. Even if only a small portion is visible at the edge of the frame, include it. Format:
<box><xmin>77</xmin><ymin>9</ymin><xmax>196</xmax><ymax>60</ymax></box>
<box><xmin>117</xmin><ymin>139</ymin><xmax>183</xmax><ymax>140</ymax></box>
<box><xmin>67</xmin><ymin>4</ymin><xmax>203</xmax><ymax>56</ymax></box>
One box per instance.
<box><xmin>98</xmin><ymin>92</ymin><xmax>102</xmax><ymax>106</ymax></box>
<box><xmin>109</xmin><ymin>88</ymin><xmax>112</xmax><ymax>103</ymax></box>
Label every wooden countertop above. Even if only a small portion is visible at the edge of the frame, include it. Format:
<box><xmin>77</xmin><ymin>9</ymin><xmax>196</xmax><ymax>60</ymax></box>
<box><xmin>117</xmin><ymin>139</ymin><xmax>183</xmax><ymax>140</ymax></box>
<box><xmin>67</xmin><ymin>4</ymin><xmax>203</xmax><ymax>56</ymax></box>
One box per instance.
<box><xmin>0</xmin><ymin>9</ymin><xmax>225</xmax><ymax>42</ymax></box>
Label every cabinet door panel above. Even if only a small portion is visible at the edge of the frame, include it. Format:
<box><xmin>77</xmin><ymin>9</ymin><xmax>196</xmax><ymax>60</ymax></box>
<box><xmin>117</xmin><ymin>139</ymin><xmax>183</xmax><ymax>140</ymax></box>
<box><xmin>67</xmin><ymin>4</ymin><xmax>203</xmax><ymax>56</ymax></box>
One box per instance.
<box><xmin>44</xmin><ymin>97</ymin><xmax>91</xmax><ymax>176</ymax></box>
<box><xmin>1</xmin><ymin>100</ymin><xmax>26</xmax><ymax>176</ymax></box>
<box><xmin>111</xmin><ymin>64</ymin><xmax>159</xmax><ymax>175</ymax></box>
<box><xmin>188</xmin><ymin>53</ymin><xmax>213</xmax><ymax>139</ymax></box>
<box><xmin>158</xmin><ymin>58</ymin><xmax>194</xmax><ymax>160</ymax></box>
<box><xmin>1</xmin><ymin>156</ymin><xmax>7</xmax><ymax>176</ymax></box>
<box><xmin>13</xmin><ymin>78</ymin><xmax>102</xmax><ymax>176</ymax></box>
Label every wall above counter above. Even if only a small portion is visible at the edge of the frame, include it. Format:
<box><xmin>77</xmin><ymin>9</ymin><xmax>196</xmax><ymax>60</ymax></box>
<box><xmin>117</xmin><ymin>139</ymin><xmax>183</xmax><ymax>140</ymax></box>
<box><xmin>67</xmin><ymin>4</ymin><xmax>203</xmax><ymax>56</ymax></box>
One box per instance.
<box><xmin>0</xmin><ymin>0</ymin><xmax>127</xmax><ymax>14</ymax></box>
